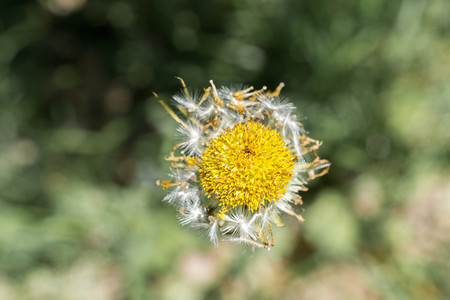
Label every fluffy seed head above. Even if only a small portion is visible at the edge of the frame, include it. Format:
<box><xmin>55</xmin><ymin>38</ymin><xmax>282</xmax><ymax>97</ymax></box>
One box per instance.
<box><xmin>155</xmin><ymin>79</ymin><xmax>330</xmax><ymax>249</ymax></box>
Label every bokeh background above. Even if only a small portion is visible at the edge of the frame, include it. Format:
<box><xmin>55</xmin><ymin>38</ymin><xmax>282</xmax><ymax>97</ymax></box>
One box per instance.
<box><xmin>1</xmin><ymin>0</ymin><xmax>450</xmax><ymax>299</ymax></box>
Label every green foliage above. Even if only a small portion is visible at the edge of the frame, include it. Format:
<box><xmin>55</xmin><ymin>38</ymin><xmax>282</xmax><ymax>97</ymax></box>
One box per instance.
<box><xmin>1</xmin><ymin>0</ymin><xmax>449</xmax><ymax>299</ymax></box>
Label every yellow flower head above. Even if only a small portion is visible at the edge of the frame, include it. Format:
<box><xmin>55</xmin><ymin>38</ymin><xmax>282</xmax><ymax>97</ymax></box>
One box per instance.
<box><xmin>155</xmin><ymin>78</ymin><xmax>329</xmax><ymax>249</ymax></box>
<box><xmin>199</xmin><ymin>122</ymin><xmax>296</xmax><ymax>215</ymax></box>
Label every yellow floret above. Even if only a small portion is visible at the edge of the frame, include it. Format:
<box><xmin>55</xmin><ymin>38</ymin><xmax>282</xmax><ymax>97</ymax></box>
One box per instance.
<box><xmin>198</xmin><ymin>122</ymin><xmax>296</xmax><ymax>216</ymax></box>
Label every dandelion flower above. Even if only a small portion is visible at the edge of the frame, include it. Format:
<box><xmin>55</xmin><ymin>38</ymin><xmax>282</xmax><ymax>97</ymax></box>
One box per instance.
<box><xmin>155</xmin><ymin>78</ymin><xmax>330</xmax><ymax>249</ymax></box>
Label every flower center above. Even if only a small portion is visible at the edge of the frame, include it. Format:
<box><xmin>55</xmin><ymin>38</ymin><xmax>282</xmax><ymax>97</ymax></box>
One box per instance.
<box><xmin>198</xmin><ymin>122</ymin><xmax>296</xmax><ymax>215</ymax></box>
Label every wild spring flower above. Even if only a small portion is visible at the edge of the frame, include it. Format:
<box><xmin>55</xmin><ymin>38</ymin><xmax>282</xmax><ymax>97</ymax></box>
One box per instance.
<box><xmin>155</xmin><ymin>78</ymin><xmax>330</xmax><ymax>249</ymax></box>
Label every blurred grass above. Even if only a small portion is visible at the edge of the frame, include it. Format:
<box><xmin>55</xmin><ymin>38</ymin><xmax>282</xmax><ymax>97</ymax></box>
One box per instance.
<box><xmin>0</xmin><ymin>0</ymin><xmax>449</xmax><ymax>299</ymax></box>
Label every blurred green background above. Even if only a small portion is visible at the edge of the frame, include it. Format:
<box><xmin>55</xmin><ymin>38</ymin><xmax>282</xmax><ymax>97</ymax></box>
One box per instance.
<box><xmin>1</xmin><ymin>0</ymin><xmax>449</xmax><ymax>299</ymax></box>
